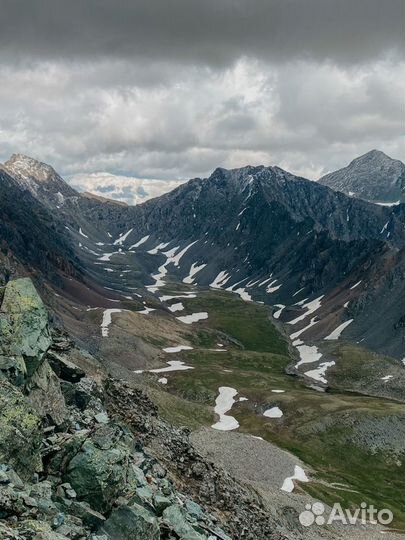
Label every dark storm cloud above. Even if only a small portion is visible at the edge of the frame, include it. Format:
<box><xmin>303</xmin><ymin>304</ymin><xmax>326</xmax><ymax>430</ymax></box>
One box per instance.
<box><xmin>0</xmin><ymin>0</ymin><xmax>403</xmax><ymax>66</ymax></box>
<box><xmin>0</xmin><ymin>0</ymin><xmax>403</xmax><ymax>203</ymax></box>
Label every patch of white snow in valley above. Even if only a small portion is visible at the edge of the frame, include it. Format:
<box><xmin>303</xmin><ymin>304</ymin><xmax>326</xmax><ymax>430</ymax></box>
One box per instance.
<box><xmin>167</xmin><ymin>302</ymin><xmax>184</xmax><ymax>313</ymax></box>
<box><xmin>263</xmin><ymin>407</ymin><xmax>283</xmax><ymax>418</ymax></box>
<box><xmin>266</xmin><ymin>279</ymin><xmax>281</xmax><ymax>294</ymax></box>
<box><xmin>293</xmin><ymin>287</ymin><xmax>305</xmax><ymax>297</ymax></box>
<box><xmin>211</xmin><ymin>387</ymin><xmax>240</xmax><ymax>431</ymax></box>
<box><xmin>304</xmin><ymin>361</ymin><xmax>336</xmax><ymax>384</ymax></box>
<box><xmin>290</xmin><ymin>317</ymin><xmax>318</xmax><ymax>340</ymax></box>
<box><xmin>273</xmin><ymin>304</ymin><xmax>285</xmax><ymax>319</ymax></box>
<box><xmin>258</xmin><ymin>276</ymin><xmax>273</xmax><ymax>287</ymax></box>
<box><xmin>350</xmin><ymin>280</ymin><xmax>362</xmax><ymax>290</ymax></box>
<box><xmin>150</xmin><ymin>361</ymin><xmax>194</xmax><ymax>373</ymax></box>
<box><xmin>101</xmin><ymin>309</ymin><xmax>123</xmax><ymax>337</ymax></box>
<box><xmin>376</xmin><ymin>200</ymin><xmax>400</xmax><ymax>207</ymax></box>
<box><xmin>225</xmin><ymin>277</ymin><xmax>249</xmax><ymax>292</ymax></box>
<box><xmin>159</xmin><ymin>293</ymin><xmax>197</xmax><ymax>301</ymax></box>
<box><xmin>158</xmin><ymin>377</ymin><xmax>168</xmax><ymax>384</ymax></box>
<box><xmin>183</xmin><ymin>262</ymin><xmax>207</xmax><ymax>284</ymax></box>
<box><xmin>113</xmin><ymin>228</ymin><xmax>133</xmax><ymax>245</ymax></box>
<box><xmin>176</xmin><ymin>312</ymin><xmax>208</xmax><ymax>324</ymax></box>
<box><xmin>238</xmin><ymin>207</ymin><xmax>247</xmax><ymax>217</ymax></box>
<box><xmin>234</xmin><ymin>287</ymin><xmax>252</xmax><ymax>302</ymax></box>
<box><xmin>294</xmin><ymin>344</ymin><xmax>323</xmax><ymax>369</ymax></box>
<box><xmin>171</xmin><ymin>240</ymin><xmax>198</xmax><ymax>266</ymax></box>
<box><xmin>380</xmin><ymin>221</ymin><xmax>389</xmax><ymax>234</ymax></box>
<box><xmin>324</xmin><ymin>319</ymin><xmax>354</xmax><ymax>340</ymax></box>
<box><xmin>210</xmin><ymin>270</ymin><xmax>231</xmax><ymax>289</ymax></box>
<box><xmin>148</xmin><ymin>242</ymin><xmax>198</xmax><ymax>292</ymax></box>
<box><xmin>98</xmin><ymin>252</ymin><xmax>118</xmax><ymax>262</ymax></box>
<box><xmin>272</xmin><ymin>390</ymin><xmax>285</xmax><ymax>393</ymax></box>
<box><xmin>129</xmin><ymin>235</ymin><xmax>150</xmax><ymax>249</ymax></box>
<box><xmin>381</xmin><ymin>375</ymin><xmax>393</xmax><ymax>382</ymax></box>
<box><xmin>281</xmin><ymin>466</ymin><xmax>309</xmax><ymax>493</ymax></box>
<box><xmin>163</xmin><ymin>345</ymin><xmax>193</xmax><ymax>353</ymax></box>
<box><xmin>147</xmin><ymin>258</ymin><xmax>172</xmax><ymax>293</ymax></box>
<box><xmin>79</xmin><ymin>227</ymin><xmax>88</xmax><ymax>238</ymax></box>
<box><xmin>137</xmin><ymin>307</ymin><xmax>155</xmax><ymax>315</ymax></box>
<box><xmin>288</xmin><ymin>295</ymin><xmax>324</xmax><ymax>325</ymax></box>
<box><xmin>246</xmin><ymin>278</ymin><xmax>261</xmax><ymax>288</ymax></box>
<box><xmin>344</xmin><ymin>301</ymin><xmax>349</xmax><ymax>308</ymax></box>
<box><xmin>148</xmin><ymin>242</ymin><xmax>170</xmax><ymax>255</ymax></box>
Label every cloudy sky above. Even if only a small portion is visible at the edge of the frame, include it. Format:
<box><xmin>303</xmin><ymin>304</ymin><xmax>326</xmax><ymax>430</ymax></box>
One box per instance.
<box><xmin>0</xmin><ymin>0</ymin><xmax>403</xmax><ymax>203</ymax></box>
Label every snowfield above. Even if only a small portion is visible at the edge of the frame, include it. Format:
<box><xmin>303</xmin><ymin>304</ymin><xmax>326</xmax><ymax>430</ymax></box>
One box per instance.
<box><xmin>211</xmin><ymin>386</ymin><xmax>240</xmax><ymax>431</ymax></box>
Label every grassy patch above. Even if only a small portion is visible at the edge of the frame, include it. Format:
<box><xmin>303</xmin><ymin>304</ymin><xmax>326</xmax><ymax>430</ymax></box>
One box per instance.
<box><xmin>182</xmin><ymin>290</ymin><xmax>289</xmax><ymax>355</ymax></box>
<box><xmin>151</xmin><ymin>288</ymin><xmax>405</xmax><ymax>528</ymax></box>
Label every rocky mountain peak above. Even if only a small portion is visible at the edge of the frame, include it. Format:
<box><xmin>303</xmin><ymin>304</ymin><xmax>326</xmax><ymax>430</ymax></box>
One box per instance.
<box><xmin>5</xmin><ymin>153</ymin><xmax>57</xmax><ymax>183</ymax></box>
<box><xmin>319</xmin><ymin>149</ymin><xmax>405</xmax><ymax>203</ymax></box>
<box><xmin>3</xmin><ymin>153</ymin><xmax>77</xmax><ymax>202</ymax></box>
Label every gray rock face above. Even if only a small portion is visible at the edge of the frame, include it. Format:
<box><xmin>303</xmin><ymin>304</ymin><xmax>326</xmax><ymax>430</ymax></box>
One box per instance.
<box><xmin>0</xmin><ymin>278</ymin><xmax>51</xmax><ymax>387</ymax></box>
<box><xmin>0</xmin><ymin>379</ymin><xmax>42</xmax><ymax>479</ymax></box>
<box><xmin>319</xmin><ymin>149</ymin><xmax>405</xmax><ymax>203</ymax></box>
<box><xmin>98</xmin><ymin>504</ymin><xmax>160</xmax><ymax>540</ymax></box>
<box><xmin>64</xmin><ymin>425</ymin><xmax>131</xmax><ymax>513</ymax></box>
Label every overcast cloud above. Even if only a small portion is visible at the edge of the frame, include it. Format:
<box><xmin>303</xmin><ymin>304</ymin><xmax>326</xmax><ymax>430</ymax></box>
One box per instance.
<box><xmin>0</xmin><ymin>0</ymin><xmax>403</xmax><ymax>203</ymax></box>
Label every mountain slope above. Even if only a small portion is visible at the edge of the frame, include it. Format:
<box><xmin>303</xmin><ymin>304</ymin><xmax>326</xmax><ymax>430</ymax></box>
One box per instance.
<box><xmin>2</xmin><ymin>154</ymin><xmax>404</xmax><ymax>360</ymax></box>
<box><xmin>0</xmin><ymin>167</ymin><xmax>80</xmax><ymax>284</ymax></box>
<box><xmin>63</xmin><ymin>164</ymin><xmax>404</xmax><ymax>358</ymax></box>
<box><xmin>318</xmin><ymin>149</ymin><xmax>405</xmax><ymax>204</ymax></box>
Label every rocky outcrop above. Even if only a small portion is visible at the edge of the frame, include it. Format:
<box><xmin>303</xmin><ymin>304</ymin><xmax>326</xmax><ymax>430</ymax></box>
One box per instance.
<box><xmin>0</xmin><ymin>279</ymin><xmax>244</xmax><ymax>539</ymax></box>
<box><xmin>0</xmin><ymin>379</ymin><xmax>42</xmax><ymax>480</ymax></box>
<box><xmin>0</xmin><ymin>278</ymin><xmax>51</xmax><ymax>387</ymax></box>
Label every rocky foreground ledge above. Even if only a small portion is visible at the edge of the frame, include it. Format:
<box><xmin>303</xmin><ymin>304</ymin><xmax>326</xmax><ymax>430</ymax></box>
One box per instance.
<box><xmin>0</xmin><ymin>279</ymin><xmax>288</xmax><ymax>540</ymax></box>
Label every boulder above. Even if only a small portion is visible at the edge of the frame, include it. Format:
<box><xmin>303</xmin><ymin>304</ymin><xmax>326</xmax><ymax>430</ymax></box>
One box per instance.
<box><xmin>0</xmin><ymin>379</ymin><xmax>42</xmax><ymax>480</ymax></box>
<box><xmin>0</xmin><ymin>278</ymin><xmax>51</xmax><ymax>387</ymax></box>
<box><xmin>162</xmin><ymin>504</ymin><xmax>207</xmax><ymax>540</ymax></box>
<box><xmin>26</xmin><ymin>360</ymin><xmax>66</xmax><ymax>426</ymax></box>
<box><xmin>97</xmin><ymin>504</ymin><xmax>159</xmax><ymax>540</ymax></box>
<box><xmin>47</xmin><ymin>351</ymin><xmax>85</xmax><ymax>383</ymax></box>
<box><xmin>64</xmin><ymin>425</ymin><xmax>131</xmax><ymax>513</ymax></box>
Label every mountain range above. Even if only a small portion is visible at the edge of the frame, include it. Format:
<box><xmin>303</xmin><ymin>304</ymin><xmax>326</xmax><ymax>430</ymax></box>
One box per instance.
<box><xmin>1</xmin><ymin>151</ymin><xmax>404</xmax><ymax>360</ymax></box>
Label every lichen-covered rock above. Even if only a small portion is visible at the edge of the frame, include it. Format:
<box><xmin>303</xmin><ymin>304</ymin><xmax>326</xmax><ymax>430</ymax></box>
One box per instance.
<box><xmin>64</xmin><ymin>425</ymin><xmax>131</xmax><ymax>513</ymax></box>
<box><xmin>0</xmin><ymin>278</ymin><xmax>51</xmax><ymax>387</ymax></box>
<box><xmin>97</xmin><ymin>504</ymin><xmax>159</xmax><ymax>540</ymax></box>
<box><xmin>162</xmin><ymin>505</ymin><xmax>207</xmax><ymax>540</ymax></box>
<box><xmin>26</xmin><ymin>360</ymin><xmax>66</xmax><ymax>426</ymax></box>
<box><xmin>0</xmin><ymin>379</ymin><xmax>42</xmax><ymax>479</ymax></box>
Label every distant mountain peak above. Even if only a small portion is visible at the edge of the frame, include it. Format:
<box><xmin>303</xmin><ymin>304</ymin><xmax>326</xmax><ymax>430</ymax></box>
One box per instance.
<box><xmin>3</xmin><ymin>153</ymin><xmax>77</xmax><ymax>202</ymax></box>
<box><xmin>319</xmin><ymin>149</ymin><xmax>405</xmax><ymax>204</ymax></box>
